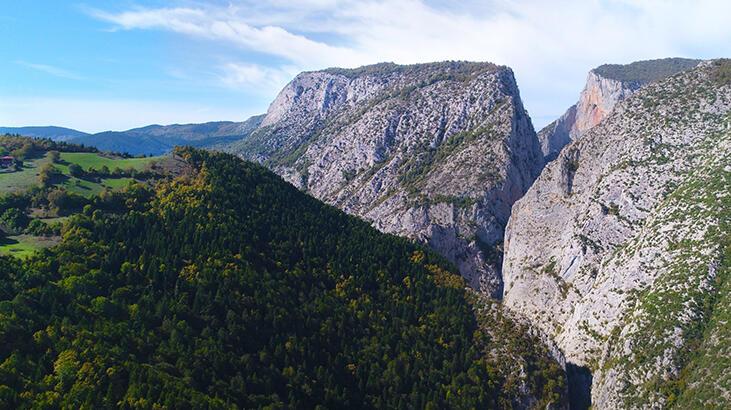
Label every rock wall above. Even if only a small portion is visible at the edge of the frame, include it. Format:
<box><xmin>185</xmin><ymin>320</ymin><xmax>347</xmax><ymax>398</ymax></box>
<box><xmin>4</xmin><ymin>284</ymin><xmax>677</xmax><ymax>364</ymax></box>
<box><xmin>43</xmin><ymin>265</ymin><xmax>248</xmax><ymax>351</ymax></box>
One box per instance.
<box><xmin>229</xmin><ymin>62</ymin><xmax>544</xmax><ymax>296</ymax></box>
<box><xmin>538</xmin><ymin>58</ymin><xmax>701</xmax><ymax>161</ymax></box>
<box><xmin>502</xmin><ymin>60</ymin><xmax>731</xmax><ymax>408</ymax></box>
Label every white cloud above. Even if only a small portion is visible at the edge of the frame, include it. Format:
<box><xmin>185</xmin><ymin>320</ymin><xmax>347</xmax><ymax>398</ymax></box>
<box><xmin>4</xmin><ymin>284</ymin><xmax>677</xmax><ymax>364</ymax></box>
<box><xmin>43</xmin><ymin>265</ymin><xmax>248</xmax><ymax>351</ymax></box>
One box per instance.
<box><xmin>15</xmin><ymin>61</ymin><xmax>84</xmax><ymax>80</ymax></box>
<box><xmin>218</xmin><ymin>63</ymin><xmax>298</xmax><ymax>95</ymax></box>
<box><xmin>0</xmin><ymin>97</ymin><xmax>260</xmax><ymax>134</ymax></box>
<box><xmin>89</xmin><ymin>6</ymin><xmax>361</xmax><ymax>68</ymax></box>
<box><xmin>88</xmin><ymin>0</ymin><xmax>731</xmax><ymax>127</ymax></box>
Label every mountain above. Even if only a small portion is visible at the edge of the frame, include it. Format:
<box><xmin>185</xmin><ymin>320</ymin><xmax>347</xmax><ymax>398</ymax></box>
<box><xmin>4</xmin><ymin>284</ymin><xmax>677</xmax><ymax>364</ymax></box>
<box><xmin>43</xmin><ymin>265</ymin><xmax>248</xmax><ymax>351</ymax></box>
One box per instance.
<box><xmin>71</xmin><ymin>115</ymin><xmax>265</xmax><ymax>156</ymax></box>
<box><xmin>0</xmin><ymin>147</ymin><xmax>566</xmax><ymax>408</ymax></box>
<box><xmin>502</xmin><ymin>60</ymin><xmax>731</xmax><ymax>408</ymax></box>
<box><xmin>2</xmin><ymin>117</ymin><xmax>265</xmax><ymax>156</ymax></box>
<box><xmin>225</xmin><ymin>61</ymin><xmax>544</xmax><ymax>297</ymax></box>
<box><xmin>538</xmin><ymin>58</ymin><xmax>701</xmax><ymax>161</ymax></box>
<box><xmin>0</xmin><ymin>126</ymin><xmax>89</xmax><ymax>141</ymax></box>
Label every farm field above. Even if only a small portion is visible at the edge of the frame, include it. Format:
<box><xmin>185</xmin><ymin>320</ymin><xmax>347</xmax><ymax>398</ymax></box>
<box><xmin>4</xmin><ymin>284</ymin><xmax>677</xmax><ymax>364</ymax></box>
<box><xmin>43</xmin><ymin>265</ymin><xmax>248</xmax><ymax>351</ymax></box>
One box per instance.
<box><xmin>60</xmin><ymin>176</ymin><xmax>137</xmax><ymax>196</ymax></box>
<box><xmin>38</xmin><ymin>216</ymin><xmax>70</xmax><ymax>225</ymax></box>
<box><xmin>0</xmin><ymin>154</ymin><xmax>52</xmax><ymax>192</ymax></box>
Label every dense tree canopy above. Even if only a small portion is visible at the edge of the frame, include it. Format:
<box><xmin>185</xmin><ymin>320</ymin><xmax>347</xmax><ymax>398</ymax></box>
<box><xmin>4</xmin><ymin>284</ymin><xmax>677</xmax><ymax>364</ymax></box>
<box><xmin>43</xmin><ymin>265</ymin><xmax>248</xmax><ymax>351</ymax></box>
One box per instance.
<box><xmin>0</xmin><ymin>148</ymin><xmax>564</xmax><ymax>408</ymax></box>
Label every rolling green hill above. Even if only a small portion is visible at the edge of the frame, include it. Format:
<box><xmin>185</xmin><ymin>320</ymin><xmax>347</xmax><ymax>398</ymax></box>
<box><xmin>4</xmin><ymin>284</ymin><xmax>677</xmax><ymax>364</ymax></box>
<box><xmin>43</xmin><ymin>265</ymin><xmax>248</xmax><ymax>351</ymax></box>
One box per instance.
<box><xmin>1</xmin><ymin>116</ymin><xmax>265</xmax><ymax>156</ymax></box>
<box><xmin>68</xmin><ymin>115</ymin><xmax>265</xmax><ymax>156</ymax></box>
<box><xmin>0</xmin><ymin>135</ymin><xmax>163</xmax><ymax>257</ymax></box>
<box><xmin>57</xmin><ymin>152</ymin><xmax>157</xmax><ymax>172</ymax></box>
<box><xmin>0</xmin><ymin>126</ymin><xmax>89</xmax><ymax>141</ymax></box>
<box><xmin>0</xmin><ymin>136</ymin><xmax>161</xmax><ymax>195</ymax></box>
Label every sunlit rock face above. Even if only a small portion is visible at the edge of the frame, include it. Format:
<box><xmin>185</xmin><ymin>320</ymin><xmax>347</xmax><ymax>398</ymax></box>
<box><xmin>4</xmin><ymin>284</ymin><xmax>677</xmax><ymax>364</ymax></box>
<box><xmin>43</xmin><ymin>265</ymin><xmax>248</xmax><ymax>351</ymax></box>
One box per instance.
<box><xmin>226</xmin><ymin>61</ymin><xmax>544</xmax><ymax>296</ymax></box>
<box><xmin>503</xmin><ymin>60</ymin><xmax>731</xmax><ymax>408</ymax></box>
<box><xmin>538</xmin><ymin>58</ymin><xmax>701</xmax><ymax>161</ymax></box>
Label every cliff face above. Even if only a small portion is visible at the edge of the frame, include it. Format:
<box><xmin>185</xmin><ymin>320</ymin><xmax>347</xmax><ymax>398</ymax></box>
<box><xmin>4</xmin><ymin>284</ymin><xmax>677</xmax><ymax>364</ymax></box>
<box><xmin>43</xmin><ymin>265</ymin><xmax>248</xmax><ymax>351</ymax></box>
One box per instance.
<box><xmin>502</xmin><ymin>60</ymin><xmax>731</xmax><ymax>408</ymax></box>
<box><xmin>538</xmin><ymin>58</ymin><xmax>701</xmax><ymax>161</ymax></box>
<box><xmin>228</xmin><ymin>62</ymin><xmax>544</xmax><ymax>296</ymax></box>
<box><xmin>572</xmin><ymin>71</ymin><xmax>639</xmax><ymax>134</ymax></box>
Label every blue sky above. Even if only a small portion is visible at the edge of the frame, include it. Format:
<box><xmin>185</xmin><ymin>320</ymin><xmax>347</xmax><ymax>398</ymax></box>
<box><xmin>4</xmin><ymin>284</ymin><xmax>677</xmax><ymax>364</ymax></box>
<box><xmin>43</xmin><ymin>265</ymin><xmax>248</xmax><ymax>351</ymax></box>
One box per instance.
<box><xmin>2</xmin><ymin>0</ymin><xmax>730</xmax><ymax>133</ymax></box>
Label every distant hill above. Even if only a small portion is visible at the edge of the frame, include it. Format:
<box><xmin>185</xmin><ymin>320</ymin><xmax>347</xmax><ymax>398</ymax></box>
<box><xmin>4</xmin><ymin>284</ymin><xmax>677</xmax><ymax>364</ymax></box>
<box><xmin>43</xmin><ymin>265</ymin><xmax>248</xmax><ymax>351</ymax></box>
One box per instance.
<box><xmin>0</xmin><ymin>126</ymin><xmax>89</xmax><ymax>141</ymax></box>
<box><xmin>70</xmin><ymin>115</ymin><xmax>265</xmax><ymax>156</ymax></box>
<box><xmin>2</xmin><ymin>115</ymin><xmax>265</xmax><ymax>156</ymax></box>
<box><xmin>593</xmin><ymin>57</ymin><xmax>701</xmax><ymax>84</ymax></box>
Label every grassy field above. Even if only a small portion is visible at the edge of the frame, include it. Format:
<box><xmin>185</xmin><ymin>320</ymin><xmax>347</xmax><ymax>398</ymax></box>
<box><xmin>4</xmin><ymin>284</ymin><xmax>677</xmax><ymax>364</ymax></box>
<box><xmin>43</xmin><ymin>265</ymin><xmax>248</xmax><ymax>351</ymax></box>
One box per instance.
<box><xmin>59</xmin><ymin>176</ymin><xmax>136</xmax><ymax>196</ymax></box>
<box><xmin>100</xmin><ymin>177</ymin><xmax>136</xmax><ymax>189</ymax></box>
<box><xmin>39</xmin><ymin>216</ymin><xmax>70</xmax><ymax>225</ymax></box>
<box><xmin>57</xmin><ymin>152</ymin><xmax>158</xmax><ymax>172</ymax></box>
<box><xmin>0</xmin><ymin>152</ymin><xmax>161</xmax><ymax>196</ymax></box>
<box><xmin>0</xmin><ymin>234</ymin><xmax>59</xmax><ymax>258</ymax></box>
<box><xmin>0</xmin><ymin>154</ymin><xmax>52</xmax><ymax>193</ymax></box>
<box><xmin>0</xmin><ymin>218</ymin><xmax>68</xmax><ymax>259</ymax></box>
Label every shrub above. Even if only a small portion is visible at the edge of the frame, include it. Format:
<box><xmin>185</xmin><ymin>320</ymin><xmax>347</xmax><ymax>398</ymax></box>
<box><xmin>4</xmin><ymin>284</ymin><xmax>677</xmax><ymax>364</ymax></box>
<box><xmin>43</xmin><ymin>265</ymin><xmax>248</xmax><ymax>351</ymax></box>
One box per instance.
<box><xmin>38</xmin><ymin>164</ymin><xmax>61</xmax><ymax>187</ymax></box>
<box><xmin>68</xmin><ymin>163</ymin><xmax>84</xmax><ymax>177</ymax></box>
<box><xmin>0</xmin><ymin>208</ymin><xmax>29</xmax><ymax>234</ymax></box>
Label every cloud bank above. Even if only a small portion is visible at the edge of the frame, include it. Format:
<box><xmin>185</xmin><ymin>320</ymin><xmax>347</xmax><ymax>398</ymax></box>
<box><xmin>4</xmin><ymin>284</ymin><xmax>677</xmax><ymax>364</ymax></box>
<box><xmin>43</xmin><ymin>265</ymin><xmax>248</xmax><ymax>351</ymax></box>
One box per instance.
<box><xmin>88</xmin><ymin>0</ymin><xmax>731</xmax><ymax>127</ymax></box>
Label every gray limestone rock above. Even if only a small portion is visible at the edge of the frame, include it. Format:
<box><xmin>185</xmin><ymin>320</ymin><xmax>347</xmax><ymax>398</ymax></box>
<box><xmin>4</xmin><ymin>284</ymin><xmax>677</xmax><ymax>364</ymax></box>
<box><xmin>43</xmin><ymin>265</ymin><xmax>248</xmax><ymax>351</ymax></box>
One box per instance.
<box><xmin>227</xmin><ymin>61</ymin><xmax>544</xmax><ymax>296</ymax></box>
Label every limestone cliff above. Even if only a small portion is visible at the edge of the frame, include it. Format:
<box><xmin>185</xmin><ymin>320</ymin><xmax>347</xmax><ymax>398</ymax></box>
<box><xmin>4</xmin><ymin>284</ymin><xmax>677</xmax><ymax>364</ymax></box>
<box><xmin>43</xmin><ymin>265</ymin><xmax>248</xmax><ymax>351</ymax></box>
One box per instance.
<box><xmin>538</xmin><ymin>58</ymin><xmax>700</xmax><ymax>161</ymax></box>
<box><xmin>502</xmin><ymin>60</ymin><xmax>731</xmax><ymax>408</ymax></box>
<box><xmin>227</xmin><ymin>61</ymin><xmax>544</xmax><ymax>296</ymax></box>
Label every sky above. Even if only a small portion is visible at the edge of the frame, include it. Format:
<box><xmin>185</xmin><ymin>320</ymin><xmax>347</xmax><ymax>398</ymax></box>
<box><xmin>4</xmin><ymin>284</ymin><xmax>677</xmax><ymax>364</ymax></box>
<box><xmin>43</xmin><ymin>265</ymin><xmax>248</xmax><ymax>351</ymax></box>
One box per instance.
<box><xmin>1</xmin><ymin>0</ymin><xmax>730</xmax><ymax>133</ymax></box>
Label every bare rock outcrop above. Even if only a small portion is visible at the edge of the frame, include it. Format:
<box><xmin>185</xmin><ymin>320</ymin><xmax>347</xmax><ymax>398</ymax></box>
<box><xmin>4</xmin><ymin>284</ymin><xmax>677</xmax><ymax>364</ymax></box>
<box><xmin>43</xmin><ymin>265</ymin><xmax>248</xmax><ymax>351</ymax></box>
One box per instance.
<box><xmin>503</xmin><ymin>60</ymin><xmax>731</xmax><ymax>408</ymax></box>
<box><xmin>538</xmin><ymin>58</ymin><xmax>701</xmax><ymax>161</ymax></box>
<box><xmin>228</xmin><ymin>61</ymin><xmax>544</xmax><ymax>296</ymax></box>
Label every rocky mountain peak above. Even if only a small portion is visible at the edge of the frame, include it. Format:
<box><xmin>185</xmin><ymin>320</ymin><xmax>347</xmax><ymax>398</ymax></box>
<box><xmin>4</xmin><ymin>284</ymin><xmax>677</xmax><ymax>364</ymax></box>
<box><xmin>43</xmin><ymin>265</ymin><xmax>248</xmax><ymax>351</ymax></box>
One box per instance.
<box><xmin>256</xmin><ymin>61</ymin><xmax>504</xmax><ymax>147</ymax></box>
<box><xmin>538</xmin><ymin>57</ymin><xmax>701</xmax><ymax>161</ymax></box>
<box><xmin>227</xmin><ymin>61</ymin><xmax>541</xmax><ymax>296</ymax></box>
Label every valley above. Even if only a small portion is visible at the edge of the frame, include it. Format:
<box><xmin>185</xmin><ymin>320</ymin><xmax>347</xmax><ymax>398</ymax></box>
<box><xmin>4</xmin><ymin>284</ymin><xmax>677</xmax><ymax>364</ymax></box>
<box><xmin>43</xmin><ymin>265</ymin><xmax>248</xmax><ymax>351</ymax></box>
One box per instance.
<box><xmin>1</xmin><ymin>58</ymin><xmax>729</xmax><ymax>409</ymax></box>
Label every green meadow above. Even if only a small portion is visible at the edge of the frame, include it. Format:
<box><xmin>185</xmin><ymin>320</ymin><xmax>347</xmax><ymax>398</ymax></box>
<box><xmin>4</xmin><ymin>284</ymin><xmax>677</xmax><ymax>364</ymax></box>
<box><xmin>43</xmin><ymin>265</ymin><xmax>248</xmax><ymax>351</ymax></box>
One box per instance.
<box><xmin>0</xmin><ymin>149</ymin><xmax>162</xmax><ymax>258</ymax></box>
<box><xmin>0</xmin><ymin>234</ymin><xmax>59</xmax><ymax>258</ymax></box>
<box><xmin>0</xmin><ymin>154</ymin><xmax>52</xmax><ymax>193</ymax></box>
<box><xmin>57</xmin><ymin>152</ymin><xmax>158</xmax><ymax>172</ymax></box>
<box><xmin>0</xmin><ymin>151</ymin><xmax>161</xmax><ymax>196</ymax></box>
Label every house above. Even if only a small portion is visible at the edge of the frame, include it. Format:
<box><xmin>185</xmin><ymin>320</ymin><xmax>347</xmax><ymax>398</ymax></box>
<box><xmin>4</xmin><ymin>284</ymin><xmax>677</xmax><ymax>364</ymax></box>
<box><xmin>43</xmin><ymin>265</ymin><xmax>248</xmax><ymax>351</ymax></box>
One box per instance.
<box><xmin>0</xmin><ymin>156</ymin><xmax>14</xmax><ymax>168</ymax></box>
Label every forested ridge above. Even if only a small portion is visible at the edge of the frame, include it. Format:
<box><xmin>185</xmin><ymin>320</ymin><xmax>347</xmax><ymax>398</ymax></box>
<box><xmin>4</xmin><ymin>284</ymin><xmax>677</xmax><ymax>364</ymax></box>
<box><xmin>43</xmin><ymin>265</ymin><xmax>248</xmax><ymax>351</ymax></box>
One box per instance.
<box><xmin>0</xmin><ymin>148</ymin><xmax>564</xmax><ymax>408</ymax></box>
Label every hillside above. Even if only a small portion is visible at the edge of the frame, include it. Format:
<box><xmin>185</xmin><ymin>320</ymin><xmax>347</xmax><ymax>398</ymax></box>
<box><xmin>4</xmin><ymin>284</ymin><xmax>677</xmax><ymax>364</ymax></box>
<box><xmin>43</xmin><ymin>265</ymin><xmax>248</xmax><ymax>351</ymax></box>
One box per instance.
<box><xmin>70</xmin><ymin>115</ymin><xmax>265</xmax><ymax>156</ymax></box>
<box><xmin>0</xmin><ymin>148</ymin><xmax>566</xmax><ymax>408</ymax></box>
<box><xmin>226</xmin><ymin>61</ymin><xmax>544</xmax><ymax>297</ymax></box>
<box><xmin>502</xmin><ymin>60</ymin><xmax>731</xmax><ymax>408</ymax></box>
<box><xmin>0</xmin><ymin>135</ymin><xmax>160</xmax><ymax>195</ymax></box>
<box><xmin>0</xmin><ymin>135</ymin><xmax>163</xmax><ymax>257</ymax></box>
<box><xmin>0</xmin><ymin>126</ymin><xmax>89</xmax><ymax>141</ymax></box>
<box><xmin>1</xmin><ymin>117</ymin><xmax>266</xmax><ymax>156</ymax></box>
<box><xmin>538</xmin><ymin>58</ymin><xmax>701</xmax><ymax>160</ymax></box>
